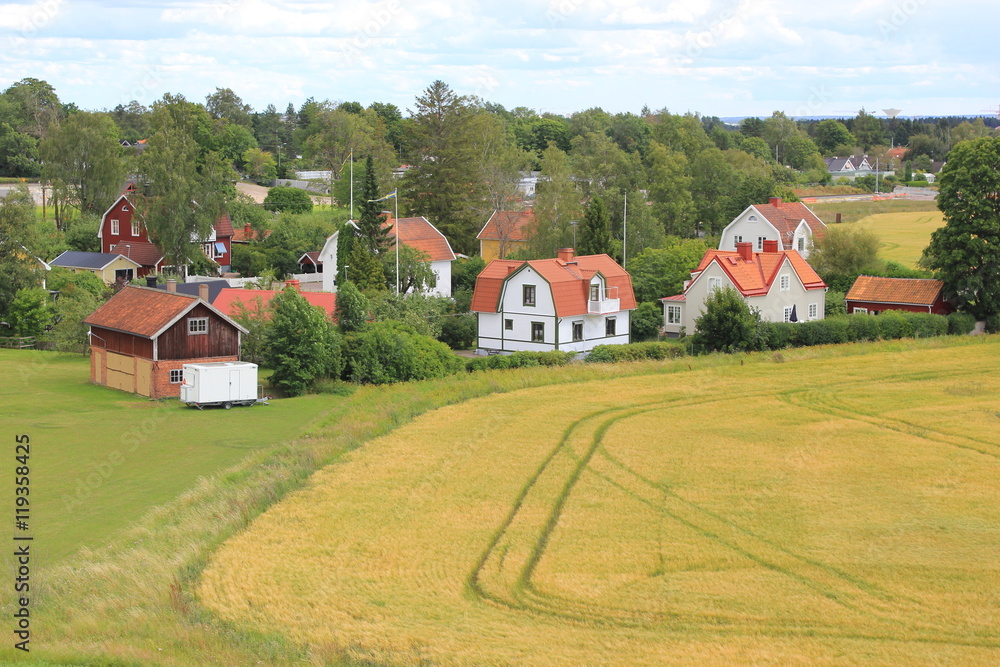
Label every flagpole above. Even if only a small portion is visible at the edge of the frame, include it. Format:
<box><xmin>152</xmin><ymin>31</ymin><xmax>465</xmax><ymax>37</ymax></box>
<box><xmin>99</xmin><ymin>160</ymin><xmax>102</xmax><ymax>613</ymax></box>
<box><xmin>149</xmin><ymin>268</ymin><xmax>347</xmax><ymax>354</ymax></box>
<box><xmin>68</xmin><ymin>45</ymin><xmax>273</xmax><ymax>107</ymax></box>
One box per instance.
<box><xmin>394</xmin><ymin>191</ymin><xmax>399</xmax><ymax>295</ymax></box>
<box><xmin>623</xmin><ymin>191</ymin><xmax>627</xmax><ymax>267</ymax></box>
<box><xmin>349</xmin><ymin>151</ymin><xmax>354</xmax><ymax>220</ymax></box>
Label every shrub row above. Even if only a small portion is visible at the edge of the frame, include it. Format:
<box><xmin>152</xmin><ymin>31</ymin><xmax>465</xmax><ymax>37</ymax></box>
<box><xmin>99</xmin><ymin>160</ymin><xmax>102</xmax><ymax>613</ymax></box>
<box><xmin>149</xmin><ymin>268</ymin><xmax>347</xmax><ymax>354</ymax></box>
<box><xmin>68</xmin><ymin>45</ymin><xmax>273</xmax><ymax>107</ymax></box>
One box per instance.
<box><xmin>761</xmin><ymin>310</ymin><xmax>965</xmax><ymax>350</ymax></box>
<box><xmin>466</xmin><ymin>350</ymin><xmax>575</xmax><ymax>372</ymax></box>
<box><xmin>585</xmin><ymin>341</ymin><xmax>686</xmax><ymax>363</ymax></box>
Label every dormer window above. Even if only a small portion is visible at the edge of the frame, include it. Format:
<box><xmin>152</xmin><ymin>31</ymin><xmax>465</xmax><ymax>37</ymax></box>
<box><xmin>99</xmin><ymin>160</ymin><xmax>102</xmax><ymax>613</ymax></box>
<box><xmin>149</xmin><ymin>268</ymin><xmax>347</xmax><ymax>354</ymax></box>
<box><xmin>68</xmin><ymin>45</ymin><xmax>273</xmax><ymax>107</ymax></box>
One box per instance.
<box><xmin>590</xmin><ymin>284</ymin><xmax>600</xmax><ymax>301</ymax></box>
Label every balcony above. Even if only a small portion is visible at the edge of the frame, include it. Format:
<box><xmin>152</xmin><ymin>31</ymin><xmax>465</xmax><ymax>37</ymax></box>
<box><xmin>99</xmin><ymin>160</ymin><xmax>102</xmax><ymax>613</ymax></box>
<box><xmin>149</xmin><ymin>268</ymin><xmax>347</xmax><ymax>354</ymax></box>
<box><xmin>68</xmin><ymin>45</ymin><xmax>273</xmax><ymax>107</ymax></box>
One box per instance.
<box><xmin>587</xmin><ymin>286</ymin><xmax>619</xmax><ymax>314</ymax></box>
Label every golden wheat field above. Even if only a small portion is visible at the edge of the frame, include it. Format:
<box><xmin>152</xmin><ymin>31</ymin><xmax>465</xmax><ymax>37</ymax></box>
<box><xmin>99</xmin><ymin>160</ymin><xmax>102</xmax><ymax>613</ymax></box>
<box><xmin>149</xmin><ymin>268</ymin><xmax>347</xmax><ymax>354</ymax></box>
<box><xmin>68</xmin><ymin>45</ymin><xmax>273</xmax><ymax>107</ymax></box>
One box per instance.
<box><xmin>856</xmin><ymin>210</ymin><xmax>945</xmax><ymax>268</ymax></box>
<box><xmin>200</xmin><ymin>342</ymin><xmax>1000</xmax><ymax>665</ymax></box>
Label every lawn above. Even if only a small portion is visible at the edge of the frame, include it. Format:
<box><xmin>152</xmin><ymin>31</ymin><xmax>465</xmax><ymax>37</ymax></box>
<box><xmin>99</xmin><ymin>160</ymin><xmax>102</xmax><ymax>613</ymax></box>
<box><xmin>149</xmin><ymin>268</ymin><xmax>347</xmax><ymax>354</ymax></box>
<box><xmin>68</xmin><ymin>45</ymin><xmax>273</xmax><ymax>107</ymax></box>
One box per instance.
<box><xmin>200</xmin><ymin>338</ymin><xmax>1000</xmax><ymax>665</ymax></box>
<box><xmin>0</xmin><ymin>349</ymin><xmax>337</xmax><ymax>562</ymax></box>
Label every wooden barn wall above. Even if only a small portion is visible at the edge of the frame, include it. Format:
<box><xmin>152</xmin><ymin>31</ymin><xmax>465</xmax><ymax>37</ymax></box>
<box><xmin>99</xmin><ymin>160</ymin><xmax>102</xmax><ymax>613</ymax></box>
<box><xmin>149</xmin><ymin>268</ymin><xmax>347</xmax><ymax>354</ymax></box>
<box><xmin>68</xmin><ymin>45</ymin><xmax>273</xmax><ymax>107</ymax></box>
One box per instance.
<box><xmin>157</xmin><ymin>304</ymin><xmax>240</xmax><ymax>360</ymax></box>
<box><xmin>90</xmin><ymin>326</ymin><xmax>154</xmax><ymax>359</ymax></box>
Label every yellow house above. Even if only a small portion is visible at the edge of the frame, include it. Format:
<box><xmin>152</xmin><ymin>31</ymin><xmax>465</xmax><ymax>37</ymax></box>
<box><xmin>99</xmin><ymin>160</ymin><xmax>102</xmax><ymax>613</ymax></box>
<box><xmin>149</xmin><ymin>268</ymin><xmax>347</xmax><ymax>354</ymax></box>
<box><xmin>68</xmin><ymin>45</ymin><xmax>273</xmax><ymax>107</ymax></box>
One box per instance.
<box><xmin>476</xmin><ymin>207</ymin><xmax>536</xmax><ymax>261</ymax></box>
<box><xmin>50</xmin><ymin>251</ymin><xmax>142</xmax><ymax>285</ymax></box>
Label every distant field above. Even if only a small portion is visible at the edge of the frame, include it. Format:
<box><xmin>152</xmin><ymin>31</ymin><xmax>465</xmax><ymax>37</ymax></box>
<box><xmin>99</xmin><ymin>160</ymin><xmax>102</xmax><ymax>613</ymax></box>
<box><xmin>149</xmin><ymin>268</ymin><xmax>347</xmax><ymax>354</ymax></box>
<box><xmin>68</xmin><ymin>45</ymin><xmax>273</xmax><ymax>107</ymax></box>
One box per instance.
<box><xmin>808</xmin><ymin>198</ymin><xmax>939</xmax><ymax>226</ymax></box>
<box><xmin>0</xmin><ymin>349</ymin><xmax>336</xmax><ymax>561</ymax></box>
<box><xmin>201</xmin><ymin>340</ymin><xmax>1000</xmax><ymax>665</ymax></box>
<box><xmin>857</xmin><ymin>210</ymin><xmax>946</xmax><ymax>268</ymax></box>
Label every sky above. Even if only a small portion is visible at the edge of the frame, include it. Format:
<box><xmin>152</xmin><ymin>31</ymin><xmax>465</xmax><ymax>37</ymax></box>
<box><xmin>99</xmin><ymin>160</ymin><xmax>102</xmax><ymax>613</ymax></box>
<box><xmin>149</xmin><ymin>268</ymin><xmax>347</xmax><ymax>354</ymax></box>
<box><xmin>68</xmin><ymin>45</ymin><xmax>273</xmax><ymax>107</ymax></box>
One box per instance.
<box><xmin>1</xmin><ymin>0</ymin><xmax>997</xmax><ymax>120</ymax></box>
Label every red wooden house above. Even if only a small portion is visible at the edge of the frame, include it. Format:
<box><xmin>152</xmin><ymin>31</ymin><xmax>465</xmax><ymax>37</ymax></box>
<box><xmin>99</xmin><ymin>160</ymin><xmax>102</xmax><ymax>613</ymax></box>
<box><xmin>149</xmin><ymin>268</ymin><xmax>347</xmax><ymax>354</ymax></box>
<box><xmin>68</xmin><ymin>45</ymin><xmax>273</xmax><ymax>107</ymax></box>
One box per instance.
<box><xmin>83</xmin><ymin>283</ymin><xmax>246</xmax><ymax>399</ymax></box>
<box><xmin>98</xmin><ymin>195</ymin><xmax>235</xmax><ymax>275</ymax></box>
<box><xmin>845</xmin><ymin>275</ymin><xmax>954</xmax><ymax>315</ymax></box>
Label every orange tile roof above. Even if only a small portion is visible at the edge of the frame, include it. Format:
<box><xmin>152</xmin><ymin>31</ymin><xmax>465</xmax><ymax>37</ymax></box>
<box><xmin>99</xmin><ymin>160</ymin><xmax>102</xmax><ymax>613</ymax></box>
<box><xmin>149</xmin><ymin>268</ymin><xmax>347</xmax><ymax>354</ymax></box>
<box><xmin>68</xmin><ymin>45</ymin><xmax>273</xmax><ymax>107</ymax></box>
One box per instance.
<box><xmin>383</xmin><ymin>215</ymin><xmax>456</xmax><ymax>263</ymax></box>
<box><xmin>471</xmin><ymin>253</ymin><xmax>636</xmax><ymax>317</ymax></box>
<box><xmin>693</xmin><ymin>249</ymin><xmax>826</xmax><ymax>297</ymax></box>
<box><xmin>84</xmin><ymin>285</ymin><xmax>246</xmax><ymax>338</ymax></box>
<box><xmin>213</xmin><ymin>288</ymin><xmax>337</xmax><ymax>319</ymax></box>
<box><xmin>845</xmin><ymin>275</ymin><xmax>944</xmax><ymax>306</ymax></box>
<box><xmin>476</xmin><ymin>208</ymin><xmax>536</xmax><ymax>242</ymax></box>
<box><xmin>752</xmin><ymin>198</ymin><xmax>826</xmax><ymax>245</ymax></box>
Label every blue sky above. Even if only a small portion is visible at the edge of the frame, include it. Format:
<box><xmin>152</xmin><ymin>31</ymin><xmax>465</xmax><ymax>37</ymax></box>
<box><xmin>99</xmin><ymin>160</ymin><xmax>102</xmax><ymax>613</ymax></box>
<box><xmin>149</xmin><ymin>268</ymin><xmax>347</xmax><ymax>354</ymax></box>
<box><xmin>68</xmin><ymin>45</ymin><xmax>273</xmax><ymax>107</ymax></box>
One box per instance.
<box><xmin>1</xmin><ymin>0</ymin><xmax>996</xmax><ymax>119</ymax></box>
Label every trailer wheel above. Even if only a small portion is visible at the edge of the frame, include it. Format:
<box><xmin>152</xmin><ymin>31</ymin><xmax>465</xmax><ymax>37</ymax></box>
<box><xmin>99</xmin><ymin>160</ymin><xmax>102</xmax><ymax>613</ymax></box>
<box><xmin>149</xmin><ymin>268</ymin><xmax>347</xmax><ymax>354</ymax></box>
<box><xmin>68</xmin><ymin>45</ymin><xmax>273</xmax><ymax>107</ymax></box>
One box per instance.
<box><xmin>223</xmin><ymin>402</ymin><xmax>232</xmax><ymax>410</ymax></box>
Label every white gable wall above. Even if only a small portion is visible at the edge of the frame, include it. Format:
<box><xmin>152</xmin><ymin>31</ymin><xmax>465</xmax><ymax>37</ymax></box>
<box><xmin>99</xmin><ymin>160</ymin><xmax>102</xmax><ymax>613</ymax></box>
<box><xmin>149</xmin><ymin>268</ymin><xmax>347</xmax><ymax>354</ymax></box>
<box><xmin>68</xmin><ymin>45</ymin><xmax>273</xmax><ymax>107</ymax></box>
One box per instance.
<box><xmin>318</xmin><ymin>232</ymin><xmax>339</xmax><ymax>293</ymax></box>
<box><xmin>719</xmin><ymin>207</ymin><xmax>781</xmax><ymax>252</ymax></box>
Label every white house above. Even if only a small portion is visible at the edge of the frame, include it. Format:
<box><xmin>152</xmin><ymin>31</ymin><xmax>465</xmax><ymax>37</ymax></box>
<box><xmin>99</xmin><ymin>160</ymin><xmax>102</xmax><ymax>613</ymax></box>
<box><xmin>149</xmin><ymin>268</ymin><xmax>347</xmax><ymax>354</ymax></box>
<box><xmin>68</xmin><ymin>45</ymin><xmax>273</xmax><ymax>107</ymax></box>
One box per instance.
<box><xmin>661</xmin><ymin>241</ymin><xmax>827</xmax><ymax>336</ymax></box>
<box><xmin>718</xmin><ymin>197</ymin><xmax>827</xmax><ymax>259</ymax></box>
<box><xmin>471</xmin><ymin>248</ymin><xmax>636</xmax><ymax>354</ymax></box>
<box><xmin>317</xmin><ymin>214</ymin><xmax>456</xmax><ymax>297</ymax></box>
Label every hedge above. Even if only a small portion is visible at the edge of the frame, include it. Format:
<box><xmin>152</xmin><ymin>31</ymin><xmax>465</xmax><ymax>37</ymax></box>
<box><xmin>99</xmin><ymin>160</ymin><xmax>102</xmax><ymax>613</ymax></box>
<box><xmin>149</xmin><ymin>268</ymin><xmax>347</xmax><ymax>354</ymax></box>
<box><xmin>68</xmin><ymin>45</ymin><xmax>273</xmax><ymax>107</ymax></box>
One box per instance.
<box><xmin>466</xmin><ymin>350</ymin><xmax>575</xmax><ymax>372</ymax></box>
<box><xmin>947</xmin><ymin>312</ymin><xmax>976</xmax><ymax>335</ymax></box>
<box><xmin>585</xmin><ymin>341</ymin><xmax>686</xmax><ymax>363</ymax></box>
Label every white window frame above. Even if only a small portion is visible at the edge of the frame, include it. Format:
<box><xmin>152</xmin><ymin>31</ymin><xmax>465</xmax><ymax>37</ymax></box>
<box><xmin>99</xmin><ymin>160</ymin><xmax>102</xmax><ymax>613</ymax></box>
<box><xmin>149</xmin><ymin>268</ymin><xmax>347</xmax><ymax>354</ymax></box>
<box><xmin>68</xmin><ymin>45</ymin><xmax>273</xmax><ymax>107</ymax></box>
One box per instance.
<box><xmin>733</xmin><ymin>234</ymin><xmax>742</xmax><ymax>244</ymax></box>
<box><xmin>666</xmin><ymin>305</ymin><xmax>682</xmax><ymax>325</ymax></box>
<box><xmin>131</xmin><ymin>219</ymin><xmax>141</xmax><ymax>236</ymax></box>
<box><xmin>169</xmin><ymin>369</ymin><xmax>183</xmax><ymax>383</ymax></box>
<box><xmin>797</xmin><ymin>237</ymin><xmax>805</xmax><ymax>252</ymax></box>
<box><xmin>808</xmin><ymin>303</ymin><xmax>818</xmax><ymax>320</ymax></box>
<box><xmin>110</xmin><ymin>219</ymin><xmax>120</xmax><ymax>235</ymax></box>
<box><xmin>707</xmin><ymin>277</ymin><xmax>723</xmax><ymax>292</ymax></box>
<box><xmin>853</xmin><ymin>307</ymin><xmax>868</xmax><ymax>314</ymax></box>
<box><xmin>780</xmin><ymin>274</ymin><xmax>790</xmax><ymax>291</ymax></box>
<box><xmin>783</xmin><ymin>306</ymin><xmax>794</xmax><ymax>323</ymax></box>
<box><xmin>757</xmin><ymin>236</ymin><xmax>766</xmax><ymax>251</ymax></box>
<box><xmin>187</xmin><ymin>317</ymin><xmax>208</xmax><ymax>335</ymax></box>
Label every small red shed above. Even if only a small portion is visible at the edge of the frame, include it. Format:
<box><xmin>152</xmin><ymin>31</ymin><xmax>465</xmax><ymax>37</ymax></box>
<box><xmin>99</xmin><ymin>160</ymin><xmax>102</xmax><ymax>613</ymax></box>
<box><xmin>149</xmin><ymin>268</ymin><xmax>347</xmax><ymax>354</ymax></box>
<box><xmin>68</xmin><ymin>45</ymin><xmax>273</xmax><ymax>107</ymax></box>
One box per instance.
<box><xmin>84</xmin><ymin>284</ymin><xmax>247</xmax><ymax>399</ymax></box>
<box><xmin>845</xmin><ymin>275</ymin><xmax>954</xmax><ymax>315</ymax></box>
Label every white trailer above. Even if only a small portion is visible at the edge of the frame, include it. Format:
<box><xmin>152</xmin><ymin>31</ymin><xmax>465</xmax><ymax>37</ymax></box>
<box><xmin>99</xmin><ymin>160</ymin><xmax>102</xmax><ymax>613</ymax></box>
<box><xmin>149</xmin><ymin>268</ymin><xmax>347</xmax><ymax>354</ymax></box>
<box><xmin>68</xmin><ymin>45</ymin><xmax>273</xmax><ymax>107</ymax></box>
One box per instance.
<box><xmin>179</xmin><ymin>361</ymin><xmax>267</xmax><ymax>409</ymax></box>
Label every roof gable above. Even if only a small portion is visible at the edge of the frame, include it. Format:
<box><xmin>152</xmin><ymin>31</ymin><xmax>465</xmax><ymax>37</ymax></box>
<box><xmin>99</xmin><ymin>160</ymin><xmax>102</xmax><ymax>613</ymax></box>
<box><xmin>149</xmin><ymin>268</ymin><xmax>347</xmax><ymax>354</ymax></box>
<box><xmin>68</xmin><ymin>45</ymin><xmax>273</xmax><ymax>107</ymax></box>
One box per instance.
<box><xmin>384</xmin><ymin>215</ymin><xmax>456</xmax><ymax>262</ymax></box>
<box><xmin>84</xmin><ymin>285</ymin><xmax>246</xmax><ymax>338</ymax></box>
<box><xmin>476</xmin><ymin>208</ymin><xmax>536</xmax><ymax>242</ymax></box>
<box><xmin>692</xmin><ymin>249</ymin><xmax>825</xmax><ymax>297</ymax></box>
<box><xmin>51</xmin><ymin>251</ymin><xmax>140</xmax><ymax>270</ymax></box>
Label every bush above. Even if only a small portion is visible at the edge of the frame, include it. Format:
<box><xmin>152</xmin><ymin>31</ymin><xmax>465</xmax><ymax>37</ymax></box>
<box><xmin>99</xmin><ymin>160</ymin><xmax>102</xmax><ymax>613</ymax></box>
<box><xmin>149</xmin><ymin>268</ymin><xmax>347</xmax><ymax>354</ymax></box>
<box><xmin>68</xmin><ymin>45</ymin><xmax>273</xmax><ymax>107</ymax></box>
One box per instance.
<box><xmin>844</xmin><ymin>312</ymin><xmax>880</xmax><ymax>341</ymax></box>
<box><xmin>825</xmin><ymin>290</ymin><xmax>846</xmax><ymax>317</ymax></box>
<box><xmin>344</xmin><ymin>321</ymin><xmax>464</xmax><ymax>385</ymax></box>
<box><xmin>263</xmin><ymin>287</ymin><xmax>342</xmax><ymax>396</ymax></box>
<box><xmin>438</xmin><ymin>312</ymin><xmax>477</xmax><ymax>350</ymax></box>
<box><xmin>466</xmin><ymin>350</ymin><xmax>574</xmax><ymax>372</ymax></box>
<box><xmin>900</xmin><ymin>312</ymin><xmax>948</xmax><ymax>338</ymax></box>
<box><xmin>760</xmin><ymin>321</ymin><xmax>795</xmax><ymax>349</ymax></box>
<box><xmin>585</xmin><ymin>341</ymin><xmax>685</xmax><ymax>363</ymax></box>
<box><xmin>796</xmin><ymin>318</ymin><xmax>848</xmax><ymax>346</ymax></box>
<box><xmin>630</xmin><ymin>302</ymin><xmax>663</xmax><ymax>341</ymax></box>
<box><xmin>262</xmin><ymin>185</ymin><xmax>313</xmax><ymax>214</ymax></box>
<box><xmin>947</xmin><ymin>311</ymin><xmax>976</xmax><ymax>335</ymax></box>
<box><xmin>985</xmin><ymin>314</ymin><xmax>1000</xmax><ymax>334</ymax></box>
<box><xmin>874</xmin><ymin>310</ymin><xmax>913</xmax><ymax>340</ymax></box>
<box><xmin>691</xmin><ymin>286</ymin><xmax>768</xmax><ymax>353</ymax></box>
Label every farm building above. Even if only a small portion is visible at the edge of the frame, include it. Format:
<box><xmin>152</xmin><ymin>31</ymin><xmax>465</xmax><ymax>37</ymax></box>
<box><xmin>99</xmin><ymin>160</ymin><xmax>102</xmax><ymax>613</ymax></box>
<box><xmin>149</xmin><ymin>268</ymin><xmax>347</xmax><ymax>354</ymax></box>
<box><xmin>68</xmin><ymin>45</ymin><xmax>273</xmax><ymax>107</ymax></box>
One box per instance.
<box><xmin>317</xmin><ymin>214</ymin><xmax>456</xmax><ymax>297</ymax></box>
<box><xmin>49</xmin><ymin>251</ymin><xmax>142</xmax><ymax>285</ymax></box>
<box><xmin>845</xmin><ymin>275</ymin><xmax>954</xmax><ymax>315</ymax></box>
<box><xmin>84</xmin><ymin>283</ymin><xmax>246</xmax><ymax>399</ymax></box>
<box><xmin>476</xmin><ymin>207</ymin><xmax>536</xmax><ymax>261</ymax></box>
<box><xmin>718</xmin><ymin>197</ymin><xmax>827</xmax><ymax>259</ymax></box>
<box><xmin>661</xmin><ymin>241</ymin><xmax>827</xmax><ymax>336</ymax></box>
<box><xmin>472</xmin><ymin>248</ymin><xmax>636</xmax><ymax>354</ymax></box>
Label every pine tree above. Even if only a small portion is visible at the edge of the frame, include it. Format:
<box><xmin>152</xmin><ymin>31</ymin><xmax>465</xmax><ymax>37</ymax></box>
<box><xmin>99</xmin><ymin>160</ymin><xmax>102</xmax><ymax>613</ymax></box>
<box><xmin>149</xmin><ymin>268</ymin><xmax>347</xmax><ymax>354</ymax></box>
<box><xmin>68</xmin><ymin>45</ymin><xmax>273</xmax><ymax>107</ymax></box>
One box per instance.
<box><xmin>579</xmin><ymin>195</ymin><xmax>613</xmax><ymax>257</ymax></box>
<box><xmin>358</xmin><ymin>154</ymin><xmax>392</xmax><ymax>253</ymax></box>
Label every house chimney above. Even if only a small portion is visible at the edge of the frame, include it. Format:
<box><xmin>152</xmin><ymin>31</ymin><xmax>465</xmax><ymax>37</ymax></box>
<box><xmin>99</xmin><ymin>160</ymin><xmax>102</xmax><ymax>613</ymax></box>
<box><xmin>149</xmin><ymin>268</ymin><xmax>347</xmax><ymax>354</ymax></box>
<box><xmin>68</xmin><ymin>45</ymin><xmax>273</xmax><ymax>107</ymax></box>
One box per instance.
<box><xmin>736</xmin><ymin>241</ymin><xmax>753</xmax><ymax>261</ymax></box>
<box><xmin>166</xmin><ymin>279</ymin><xmax>177</xmax><ymax>293</ymax></box>
<box><xmin>769</xmin><ymin>197</ymin><xmax>782</xmax><ymax>207</ymax></box>
<box><xmin>145</xmin><ymin>276</ymin><xmax>157</xmax><ymax>288</ymax></box>
<box><xmin>244</xmin><ymin>222</ymin><xmax>252</xmax><ymax>237</ymax></box>
<box><xmin>763</xmin><ymin>239</ymin><xmax>779</xmax><ymax>253</ymax></box>
<box><xmin>198</xmin><ymin>282</ymin><xmax>209</xmax><ymax>302</ymax></box>
<box><xmin>557</xmin><ymin>248</ymin><xmax>574</xmax><ymax>263</ymax></box>
<box><xmin>286</xmin><ymin>279</ymin><xmax>300</xmax><ymax>292</ymax></box>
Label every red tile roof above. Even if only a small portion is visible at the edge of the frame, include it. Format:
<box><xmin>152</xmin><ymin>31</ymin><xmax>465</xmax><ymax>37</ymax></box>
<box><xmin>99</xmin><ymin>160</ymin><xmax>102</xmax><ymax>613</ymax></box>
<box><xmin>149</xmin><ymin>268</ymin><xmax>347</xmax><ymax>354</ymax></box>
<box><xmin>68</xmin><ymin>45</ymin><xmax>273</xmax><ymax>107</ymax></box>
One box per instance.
<box><xmin>693</xmin><ymin>248</ymin><xmax>826</xmax><ymax>297</ymax></box>
<box><xmin>213</xmin><ymin>214</ymin><xmax>234</xmax><ymax>238</ymax></box>
<box><xmin>383</xmin><ymin>215</ymin><xmax>456</xmax><ymax>262</ymax></box>
<box><xmin>110</xmin><ymin>240</ymin><xmax>163</xmax><ymax>268</ymax></box>
<box><xmin>476</xmin><ymin>208</ymin><xmax>536</xmax><ymax>242</ymax></box>
<box><xmin>751</xmin><ymin>198</ymin><xmax>826</xmax><ymax>246</ymax></box>
<box><xmin>845</xmin><ymin>275</ymin><xmax>944</xmax><ymax>306</ymax></box>
<box><xmin>471</xmin><ymin>253</ymin><xmax>636</xmax><ymax>317</ymax></box>
<box><xmin>213</xmin><ymin>288</ymin><xmax>337</xmax><ymax>320</ymax></box>
<box><xmin>84</xmin><ymin>285</ymin><xmax>245</xmax><ymax>338</ymax></box>
<box><xmin>660</xmin><ymin>294</ymin><xmax>686</xmax><ymax>302</ymax></box>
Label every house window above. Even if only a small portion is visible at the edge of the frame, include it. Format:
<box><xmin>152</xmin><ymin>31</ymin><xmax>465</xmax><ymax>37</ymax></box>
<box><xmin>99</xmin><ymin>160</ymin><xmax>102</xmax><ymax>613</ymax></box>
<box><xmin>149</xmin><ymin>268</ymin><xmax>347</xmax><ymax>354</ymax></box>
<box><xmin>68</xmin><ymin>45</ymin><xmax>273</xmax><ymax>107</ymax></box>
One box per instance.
<box><xmin>110</xmin><ymin>219</ymin><xmax>120</xmax><ymax>235</ymax></box>
<box><xmin>572</xmin><ymin>321</ymin><xmax>583</xmax><ymax>341</ymax></box>
<box><xmin>504</xmin><ymin>319</ymin><xmax>513</xmax><ymax>331</ymax></box>
<box><xmin>748</xmin><ymin>215</ymin><xmax>757</xmax><ymax>222</ymax></box>
<box><xmin>590</xmin><ymin>284</ymin><xmax>600</xmax><ymax>301</ymax></box>
<box><xmin>808</xmin><ymin>303</ymin><xmax>818</xmax><ymax>320</ymax></box>
<box><xmin>131</xmin><ymin>219</ymin><xmax>141</xmax><ymax>236</ymax></box>
<box><xmin>169</xmin><ymin>369</ymin><xmax>183</xmax><ymax>383</ymax></box>
<box><xmin>797</xmin><ymin>237</ymin><xmax>805</xmax><ymax>252</ymax></box>
<box><xmin>187</xmin><ymin>317</ymin><xmax>208</xmax><ymax>335</ymax></box>
<box><xmin>523</xmin><ymin>284</ymin><xmax>536</xmax><ymax>307</ymax></box>
<box><xmin>783</xmin><ymin>306</ymin><xmax>794</xmax><ymax>323</ymax></box>
<box><xmin>122</xmin><ymin>204</ymin><xmax>129</xmax><ymax>211</ymax></box>
<box><xmin>707</xmin><ymin>277</ymin><xmax>723</xmax><ymax>292</ymax></box>
<box><xmin>853</xmin><ymin>307</ymin><xmax>868</xmax><ymax>314</ymax></box>
<box><xmin>531</xmin><ymin>322</ymin><xmax>544</xmax><ymax>342</ymax></box>
<box><xmin>733</xmin><ymin>234</ymin><xmax>742</xmax><ymax>244</ymax></box>
<box><xmin>780</xmin><ymin>274</ymin><xmax>790</xmax><ymax>291</ymax></box>
<box><xmin>756</xmin><ymin>236</ymin><xmax>766</xmax><ymax>251</ymax></box>
<box><xmin>605</xmin><ymin>317</ymin><xmax>616</xmax><ymax>337</ymax></box>
<box><xmin>666</xmin><ymin>305</ymin><xmax>682</xmax><ymax>325</ymax></box>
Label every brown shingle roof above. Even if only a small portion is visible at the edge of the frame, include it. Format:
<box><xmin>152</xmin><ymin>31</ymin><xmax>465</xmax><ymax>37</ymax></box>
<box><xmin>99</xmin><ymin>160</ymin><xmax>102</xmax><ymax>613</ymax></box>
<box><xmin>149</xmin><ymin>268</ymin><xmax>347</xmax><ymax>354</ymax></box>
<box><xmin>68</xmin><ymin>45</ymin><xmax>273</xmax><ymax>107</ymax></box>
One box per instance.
<box><xmin>476</xmin><ymin>208</ymin><xmax>536</xmax><ymax>242</ymax></box>
<box><xmin>752</xmin><ymin>198</ymin><xmax>826</xmax><ymax>245</ymax></box>
<box><xmin>213</xmin><ymin>213</ymin><xmax>234</xmax><ymax>238</ymax></box>
<box><xmin>110</xmin><ymin>241</ymin><xmax>163</xmax><ymax>268</ymax></box>
<box><xmin>84</xmin><ymin>286</ymin><xmax>198</xmax><ymax>338</ymax></box>
<box><xmin>845</xmin><ymin>275</ymin><xmax>944</xmax><ymax>306</ymax></box>
<box><xmin>383</xmin><ymin>215</ymin><xmax>456</xmax><ymax>262</ymax></box>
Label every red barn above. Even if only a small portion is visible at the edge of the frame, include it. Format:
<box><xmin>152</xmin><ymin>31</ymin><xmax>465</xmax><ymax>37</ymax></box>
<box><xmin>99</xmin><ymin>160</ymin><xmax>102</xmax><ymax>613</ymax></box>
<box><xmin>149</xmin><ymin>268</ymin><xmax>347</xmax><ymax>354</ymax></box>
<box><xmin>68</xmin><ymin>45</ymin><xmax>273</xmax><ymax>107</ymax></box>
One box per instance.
<box><xmin>845</xmin><ymin>275</ymin><xmax>954</xmax><ymax>315</ymax></box>
<box><xmin>83</xmin><ymin>283</ymin><xmax>246</xmax><ymax>399</ymax></box>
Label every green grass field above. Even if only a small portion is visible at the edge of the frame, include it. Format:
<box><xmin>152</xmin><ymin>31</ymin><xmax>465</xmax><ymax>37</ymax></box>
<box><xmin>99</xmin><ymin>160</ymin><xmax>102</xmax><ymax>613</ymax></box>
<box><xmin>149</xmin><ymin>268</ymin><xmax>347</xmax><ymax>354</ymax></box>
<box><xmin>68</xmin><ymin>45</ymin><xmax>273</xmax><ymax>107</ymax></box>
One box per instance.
<box><xmin>200</xmin><ymin>339</ymin><xmax>1000</xmax><ymax>665</ymax></box>
<box><xmin>0</xmin><ymin>349</ymin><xmax>336</xmax><ymax>562</ymax></box>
